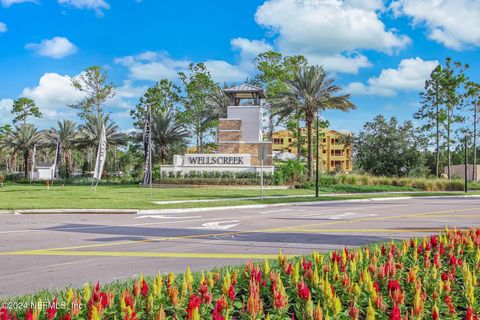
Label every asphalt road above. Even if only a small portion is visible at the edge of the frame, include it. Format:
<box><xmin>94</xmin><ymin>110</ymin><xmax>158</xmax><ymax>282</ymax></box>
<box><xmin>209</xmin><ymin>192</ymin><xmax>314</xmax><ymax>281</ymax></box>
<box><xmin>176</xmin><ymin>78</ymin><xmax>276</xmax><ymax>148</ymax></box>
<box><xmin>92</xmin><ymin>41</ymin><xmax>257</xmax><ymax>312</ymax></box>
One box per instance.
<box><xmin>1</xmin><ymin>196</ymin><xmax>480</xmax><ymax>297</ymax></box>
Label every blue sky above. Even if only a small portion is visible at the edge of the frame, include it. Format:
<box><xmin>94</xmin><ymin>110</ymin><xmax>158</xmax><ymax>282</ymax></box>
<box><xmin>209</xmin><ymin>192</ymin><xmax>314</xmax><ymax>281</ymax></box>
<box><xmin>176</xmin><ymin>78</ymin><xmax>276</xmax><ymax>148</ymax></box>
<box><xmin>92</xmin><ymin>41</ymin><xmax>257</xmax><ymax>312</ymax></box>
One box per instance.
<box><xmin>1</xmin><ymin>0</ymin><xmax>479</xmax><ymax>134</ymax></box>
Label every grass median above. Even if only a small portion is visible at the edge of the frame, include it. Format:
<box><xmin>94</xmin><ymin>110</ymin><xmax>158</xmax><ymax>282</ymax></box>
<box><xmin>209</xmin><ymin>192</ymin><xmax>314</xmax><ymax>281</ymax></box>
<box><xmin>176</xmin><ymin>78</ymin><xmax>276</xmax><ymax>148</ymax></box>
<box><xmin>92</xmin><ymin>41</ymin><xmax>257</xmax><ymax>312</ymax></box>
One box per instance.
<box><xmin>0</xmin><ymin>183</ymin><xmax>475</xmax><ymax>211</ymax></box>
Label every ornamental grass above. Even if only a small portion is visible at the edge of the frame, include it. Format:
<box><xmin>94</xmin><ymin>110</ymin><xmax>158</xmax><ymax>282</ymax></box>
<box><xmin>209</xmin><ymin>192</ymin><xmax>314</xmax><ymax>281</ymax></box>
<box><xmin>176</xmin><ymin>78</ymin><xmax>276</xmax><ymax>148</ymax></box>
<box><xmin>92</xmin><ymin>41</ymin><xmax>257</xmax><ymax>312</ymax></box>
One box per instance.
<box><xmin>2</xmin><ymin>227</ymin><xmax>480</xmax><ymax>319</ymax></box>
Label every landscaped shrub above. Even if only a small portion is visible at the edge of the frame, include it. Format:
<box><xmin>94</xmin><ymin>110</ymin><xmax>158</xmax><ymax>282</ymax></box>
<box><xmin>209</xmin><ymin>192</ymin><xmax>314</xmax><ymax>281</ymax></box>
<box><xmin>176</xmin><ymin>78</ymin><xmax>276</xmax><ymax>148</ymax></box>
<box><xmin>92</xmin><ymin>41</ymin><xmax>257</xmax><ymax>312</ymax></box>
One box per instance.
<box><xmin>334</xmin><ymin>174</ymin><xmax>469</xmax><ymax>192</ymax></box>
<box><xmin>2</xmin><ymin>228</ymin><xmax>480</xmax><ymax>319</ymax></box>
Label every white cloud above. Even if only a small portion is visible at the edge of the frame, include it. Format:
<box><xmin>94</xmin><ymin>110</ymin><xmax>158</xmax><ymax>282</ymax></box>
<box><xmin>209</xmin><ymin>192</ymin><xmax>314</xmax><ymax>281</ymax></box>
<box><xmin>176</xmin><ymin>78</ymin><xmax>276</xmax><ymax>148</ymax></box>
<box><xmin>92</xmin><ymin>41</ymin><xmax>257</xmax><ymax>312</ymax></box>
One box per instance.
<box><xmin>0</xmin><ymin>22</ymin><xmax>7</xmax><ymax>33</ymax></box>
<box><xmin>255</xmin><ymin>0</ymin><xmax>410</xmax><ymax>73</ymax></box>
<box><xmin>1</xmin><ymin>0</ymin><xmax>35</xmax><ymax>7</ymax></box>
<box><xmin>25</xmin><ymin>37</ymin><xmax>78</xmax><ymax>59</ymax></box>
<box><xmin>107</xmin><ymin>80</ymin><xmax>147</xmax><ymax>109</ymax></box>
<box><xmin>0</xmin><ymin>99</ymin><xmax>14</xmax><ymax>125</ymax></box>
<box><xmin>58</xmin><ymin>0</ymin><xmax>109</xmax><ymax>15</ymax></box>
<box><xmin>308</xmin><ymin>53</ymin><xmax>372</xmax><ymax>74</ymax></box>
<box><xmin>204</xmin><ymin>60</ymin><xmax>250</xmax><ymax>83</ymax></box>
<box><xmin>391</xmin><ymin>0</ymin><xmax>480</xmax><ymax>50</ymax></box>
<box><xmin>21</xmin><ymin>73</ymin><xmax>86</xmax><ymax>120</ymax></box>
<box><xmin>20</xmin><ymin>73</ymin><xmax>146</xmax><ymax>129</ymax></box>
<box><xmin>115</xmin><ymin>52</ymin><xmax>190</xmax><ymax>81</ymax></box>
<box><xmin>231</xmin><ymin>37</ymin><xmax>273</xmax><ymax>70</ymax></box>
<box><xmin>115</xmin><ymin>38</ymin><xmax>271</xmax><ymax>83</ymax></box>
<box><xmin>346</xmin><ymin>57</ymin><xmax>439</xmax><ymax>96</ymax></box>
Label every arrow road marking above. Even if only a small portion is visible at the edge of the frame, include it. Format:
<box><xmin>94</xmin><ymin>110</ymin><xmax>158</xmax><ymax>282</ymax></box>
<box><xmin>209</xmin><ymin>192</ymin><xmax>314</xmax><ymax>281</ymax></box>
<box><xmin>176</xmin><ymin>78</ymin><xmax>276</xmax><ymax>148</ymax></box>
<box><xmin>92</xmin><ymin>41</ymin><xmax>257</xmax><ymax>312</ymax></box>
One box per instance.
<box><xmin>196</xmin><ymin>220</ymin><xmax>240</xmax><ymax>230</ymax></box>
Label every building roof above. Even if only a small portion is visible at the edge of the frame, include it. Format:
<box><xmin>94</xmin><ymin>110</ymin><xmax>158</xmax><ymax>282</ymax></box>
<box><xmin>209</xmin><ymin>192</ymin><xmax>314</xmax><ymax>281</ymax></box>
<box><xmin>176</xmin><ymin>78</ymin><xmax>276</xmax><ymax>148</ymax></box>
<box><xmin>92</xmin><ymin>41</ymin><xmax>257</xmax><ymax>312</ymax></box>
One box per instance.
<box><xmin>36</xmin><ymin>162</ymin><xmax>54</xmax><ymax>168</ymax></box>
<box><xmin>224</xmin><ymin>84</ymin><xmax>266</xmax><ymax>99</ymax></box>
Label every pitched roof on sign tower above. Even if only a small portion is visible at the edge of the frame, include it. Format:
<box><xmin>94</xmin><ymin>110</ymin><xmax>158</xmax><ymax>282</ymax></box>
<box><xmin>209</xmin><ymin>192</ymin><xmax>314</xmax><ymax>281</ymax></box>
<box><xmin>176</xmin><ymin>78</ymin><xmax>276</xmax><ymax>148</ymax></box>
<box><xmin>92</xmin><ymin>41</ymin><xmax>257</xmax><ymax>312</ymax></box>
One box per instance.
<box><xmin>223</xmin><ymin>84</ymin><xmax>266</xmax><ymax>105</ymax></box>
<box><xmin>223</xmin><ymin>84</ymin><xmax>266</xmax><ymax>98</ymax></box>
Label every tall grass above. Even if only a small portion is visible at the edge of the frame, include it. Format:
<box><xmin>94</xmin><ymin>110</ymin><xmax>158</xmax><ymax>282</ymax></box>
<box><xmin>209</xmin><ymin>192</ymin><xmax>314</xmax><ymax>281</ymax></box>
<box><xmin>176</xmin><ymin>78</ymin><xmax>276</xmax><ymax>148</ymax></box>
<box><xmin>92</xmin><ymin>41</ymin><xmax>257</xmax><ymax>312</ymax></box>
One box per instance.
<box><xmin>335</xmin><ymin>174</ymin><xmax>469</xmax><ymax>191</ymax></box>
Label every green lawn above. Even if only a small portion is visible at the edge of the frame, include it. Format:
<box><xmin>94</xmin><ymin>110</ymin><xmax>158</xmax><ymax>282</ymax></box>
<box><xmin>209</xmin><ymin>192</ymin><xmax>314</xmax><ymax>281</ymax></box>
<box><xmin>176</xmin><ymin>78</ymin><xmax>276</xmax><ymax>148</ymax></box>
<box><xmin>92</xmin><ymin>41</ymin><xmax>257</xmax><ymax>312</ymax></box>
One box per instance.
<box><xmin>0</xmin><ymin>183</ymin><xmax>474</xmax><ymax>210</ymax></box>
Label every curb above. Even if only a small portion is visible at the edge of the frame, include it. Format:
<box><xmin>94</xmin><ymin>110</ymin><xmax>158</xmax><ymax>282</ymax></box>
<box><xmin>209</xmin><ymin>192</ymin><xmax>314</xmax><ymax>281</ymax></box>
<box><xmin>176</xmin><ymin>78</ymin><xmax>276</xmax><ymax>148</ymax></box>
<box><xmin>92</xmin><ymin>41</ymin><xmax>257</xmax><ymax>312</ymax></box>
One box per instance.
<box><xmin>13</xmin><ymin>209</ymin><xmax>139</xmax><ymax>215</ymax></box>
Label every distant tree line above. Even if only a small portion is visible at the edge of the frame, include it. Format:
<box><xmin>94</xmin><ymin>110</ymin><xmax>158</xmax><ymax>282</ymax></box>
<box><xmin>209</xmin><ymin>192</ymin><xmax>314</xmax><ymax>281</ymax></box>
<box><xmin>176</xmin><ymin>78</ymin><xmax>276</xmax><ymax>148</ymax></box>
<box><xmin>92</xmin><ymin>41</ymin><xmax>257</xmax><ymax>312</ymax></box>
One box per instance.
<box><xmin>354</xmin><ymin>57</ymin><xmax>479</xmax><ymax>179</ymax></box>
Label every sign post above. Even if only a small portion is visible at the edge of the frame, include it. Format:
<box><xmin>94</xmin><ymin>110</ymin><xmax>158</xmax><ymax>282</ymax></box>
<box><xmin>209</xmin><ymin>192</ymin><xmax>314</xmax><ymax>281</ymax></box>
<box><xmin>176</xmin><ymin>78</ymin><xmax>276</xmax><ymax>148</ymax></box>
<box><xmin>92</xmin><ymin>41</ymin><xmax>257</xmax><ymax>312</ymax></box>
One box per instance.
<box><xmin>465</xmin><ymin>134</ymin><xmax>468</xmax><ymax>193</ymax></box>
<box><xmin>258</xmin><ymin>144</ymin><xmax>268</xmax><ymax>201</ymax></box>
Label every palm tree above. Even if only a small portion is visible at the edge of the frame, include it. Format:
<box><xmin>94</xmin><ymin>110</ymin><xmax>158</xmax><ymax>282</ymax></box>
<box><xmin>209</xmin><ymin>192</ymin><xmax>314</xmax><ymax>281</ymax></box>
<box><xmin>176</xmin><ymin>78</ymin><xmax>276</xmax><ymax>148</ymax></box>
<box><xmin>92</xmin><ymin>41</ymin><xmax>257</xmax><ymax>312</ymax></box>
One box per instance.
<box><xmin>45</xmin><ymin>120</ymin><xmax>78</xmax><ymax>178</ymax></box>
<box><xmin>0</xmin><ymin>124</ymin><xmax>43</xmax><ymax>178</ymax></box>
<box><xmin>76</xmin><ymin>114</ymin><xmax>128</xmax><ymax>172</ymax></box>
<box><xmin>76</xmin><ymin>114</ymin><xmax>128</xmax><ymax>149</ymax></box>
<box><xmin>152</xmin><ymin>109</ymin><xmax>190</xmax><ymax>164</ymax></box>
<box><xmin>275</xmin><ymin>66</ymin><xmax>355</xmax><ymax>180</ymax></box>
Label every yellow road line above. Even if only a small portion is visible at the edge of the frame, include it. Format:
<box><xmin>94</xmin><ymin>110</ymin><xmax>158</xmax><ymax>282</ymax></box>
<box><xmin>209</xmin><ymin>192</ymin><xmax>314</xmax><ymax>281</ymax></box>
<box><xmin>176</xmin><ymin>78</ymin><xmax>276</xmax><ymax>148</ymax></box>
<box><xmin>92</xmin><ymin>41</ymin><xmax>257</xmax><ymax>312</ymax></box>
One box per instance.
<box><xmin>288</xmin><ymin>228</ymin><xmax>451</xmax><ymax>233</ymax></box>
<box><xmin>267</xmin><ymin>207</ymin><xmax>480</xmax><ymax>232</ymax></box>
<box><xmin>40</xmin><ymin>231</ymin><xmax>245</xmax><ymax>251</ymax></box>
<box><xmin>0</xmin><ymin>250</ymin><xmax>285</xmax><ymax>260</ymax></box>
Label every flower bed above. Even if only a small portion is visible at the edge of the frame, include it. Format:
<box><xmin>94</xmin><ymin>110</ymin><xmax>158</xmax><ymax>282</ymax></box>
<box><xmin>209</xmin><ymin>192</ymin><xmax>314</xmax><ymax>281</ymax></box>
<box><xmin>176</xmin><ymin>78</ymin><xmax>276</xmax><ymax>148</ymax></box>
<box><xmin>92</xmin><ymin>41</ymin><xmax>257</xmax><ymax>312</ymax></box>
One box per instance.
<box><xmin>2</xmin><ymin>228</ymin><xmax>480</xmax><ymax>319</ymax></box>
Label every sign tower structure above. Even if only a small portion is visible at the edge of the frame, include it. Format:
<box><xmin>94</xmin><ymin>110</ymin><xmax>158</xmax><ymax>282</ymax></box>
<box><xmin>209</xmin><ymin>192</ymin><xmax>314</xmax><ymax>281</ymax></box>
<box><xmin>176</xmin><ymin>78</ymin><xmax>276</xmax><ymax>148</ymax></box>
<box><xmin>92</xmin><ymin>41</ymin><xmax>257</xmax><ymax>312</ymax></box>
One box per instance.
<box><xmin>161</xmin><ymin>84</ymin><xmax>274</xmax><ymax>175</ymax></box>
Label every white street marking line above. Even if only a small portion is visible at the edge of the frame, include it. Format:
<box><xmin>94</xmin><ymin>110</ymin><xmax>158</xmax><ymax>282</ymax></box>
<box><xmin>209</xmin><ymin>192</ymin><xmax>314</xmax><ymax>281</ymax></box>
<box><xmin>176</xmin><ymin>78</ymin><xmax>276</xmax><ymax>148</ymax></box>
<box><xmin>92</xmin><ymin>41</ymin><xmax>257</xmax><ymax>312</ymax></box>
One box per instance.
<box><xmin>260</xmin><ymin>208</ymin><xmax>291</xmax><ymax>215</ymax></box>
<box><xmin>135</xmin><ymin>215</ymin><xmax>201</xmax><ymax>219</ymax></box>
<box><xmin>197</xmin><ymin>220</ymin><xmax>240</xmax><ymax>230</ymax></box>
<box><xmin>328</xmin><ymin>212</ymin><xmax>378</xmax><ymax>220</ymax></box>
<box><xmin>371</xmin><ymin>197</ymin><xmax>412</xmax><ymax>201</ymax></box>
<box><xmin>301</xmin><ymin>203</ymin><xmax>414</xmax><ymax>217</ymax></box>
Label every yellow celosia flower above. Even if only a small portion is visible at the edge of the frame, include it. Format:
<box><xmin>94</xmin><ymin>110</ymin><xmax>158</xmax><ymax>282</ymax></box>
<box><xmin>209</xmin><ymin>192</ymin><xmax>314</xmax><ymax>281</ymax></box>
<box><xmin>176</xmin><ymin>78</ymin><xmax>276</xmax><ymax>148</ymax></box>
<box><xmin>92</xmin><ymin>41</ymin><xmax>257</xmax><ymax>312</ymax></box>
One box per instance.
<box><xmin>222</xmin><ymin>272</ymin><xmax>231</xmax><ymax>296</ymax></box>
<box><xmin>207</xmin><ymin>272</ymin><xmax>214</xmax><ymax>288</ymax></box>
<box><xmin>66</xmin><ymin>288</ymin><xmax>74</xmax><ymax>305</ymax></box>
<box><xmin>83</xmin><ymin>283</ymin><xmax>91</xmax><ymax>302</ymax></box>
<box><xmin>264</xmin><ymin>259</ymin><xmax>270</xmax><ymax>275</ymax></box>
<box><xmin>332</xmin><ymin>295</ymin><xmax>342</xmax><ymax>315</ymax></box>
<box><xmin>366</xmin><ymin>300</ymin><xmax>375</xmax><ymax>320</ymax></box>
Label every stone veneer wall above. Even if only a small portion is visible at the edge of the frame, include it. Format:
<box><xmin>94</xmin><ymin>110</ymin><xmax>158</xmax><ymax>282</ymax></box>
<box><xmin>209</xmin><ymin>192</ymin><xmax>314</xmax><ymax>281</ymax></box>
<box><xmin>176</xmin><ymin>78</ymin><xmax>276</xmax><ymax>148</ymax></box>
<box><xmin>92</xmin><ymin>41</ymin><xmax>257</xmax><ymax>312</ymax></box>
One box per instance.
<box><xmin>218</xmin><ymin>119</ymin><xmax>241</xmax><ymax>130</ymax></box>
<box><xmin>218</xmin><ymin>131</ymin><xmax>241</xmax><ymax>142</ymax></box>
<box><xmin>218</xmin><ymin>118</ymin><xmax>273</xmax><ymax>166</ymax></box>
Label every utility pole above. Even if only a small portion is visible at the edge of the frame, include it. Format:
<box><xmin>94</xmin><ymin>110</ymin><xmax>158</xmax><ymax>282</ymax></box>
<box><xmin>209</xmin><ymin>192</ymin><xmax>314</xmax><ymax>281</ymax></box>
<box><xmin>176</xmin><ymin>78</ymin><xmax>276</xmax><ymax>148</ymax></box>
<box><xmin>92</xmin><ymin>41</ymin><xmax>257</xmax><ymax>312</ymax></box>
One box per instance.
<box><xmin>315</xmin><ymin>111</ymin><xmax>320</xmax><ymax>198</ymax></box>
<box><xmin>465</xmin><ymin>134</ymin><xmax>468</xmax><ymax>193</ymax></box>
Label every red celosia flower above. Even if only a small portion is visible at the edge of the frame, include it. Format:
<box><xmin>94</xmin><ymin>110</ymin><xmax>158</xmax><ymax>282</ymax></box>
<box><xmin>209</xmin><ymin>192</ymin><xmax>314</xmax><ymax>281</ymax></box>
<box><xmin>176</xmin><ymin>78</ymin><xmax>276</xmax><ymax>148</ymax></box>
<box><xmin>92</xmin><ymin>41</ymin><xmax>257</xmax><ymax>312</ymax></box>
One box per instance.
<box><xmin>389</xmin><ymin>304</ymin><xmax>401</xmax><ymax>320</ymax></box>
<box><xmin>297</xmin><ymin>282</ymin><xmax>310</xmax><ymax>301</ymax></box>
<box><xmin>101</xmin><ymin>292</ymin><xmax>109</xmax><ymax>309</ymax></box>
<box><xmin>63</xmin><ymin>313</ymin><xmax>72</xmax><ymax>320</ymax></box>
<box><xmin>432</xmin><ymin>305</ymin><xmax>439</xmax><ymax>320</ymax></box>
<box><xmin>25</xmin><ymin>309</ymin><xmax>33</xmax><ymax>320</ymax></box>
<box><xmin>430</xmin><ymin>235</ymin><xmax>438</xmax><ymax>248</ymax></box>
<box><xmin>388</xmin><ymin>279</ymin><xmax>400</xmax><ymax>293</ymax></box>
<box><xmin>465</xmin><ymin>305</ymin><xmax>477</xmax><ymax>320</ymax></box>
<box><xmin>0</xmin><ymin>306</ymin><xmax>11</xmax><ymax>320</ymax></box>
<box><xmin>187</xmin><ymin>294</ymin><xmax>202</xmax><ymax>319</ymax></box>
<box><xmin>141</xmin><ymin>279</ymin><xmax>148</xmax><ymax>298</ymax></box>
<box><xmin>213</xmin><ymin>297</ymin><xmax>228</xmax><ymax>320</ymax></box>
<box><xmin>46</xmin><ymin>299</ymin><xmax>57</xmax><ymax>320</ymax></box>
<box><xmin>228</xmin><ymin>284</ymin><xmax>235</xmax><ymax>301</ymax></box>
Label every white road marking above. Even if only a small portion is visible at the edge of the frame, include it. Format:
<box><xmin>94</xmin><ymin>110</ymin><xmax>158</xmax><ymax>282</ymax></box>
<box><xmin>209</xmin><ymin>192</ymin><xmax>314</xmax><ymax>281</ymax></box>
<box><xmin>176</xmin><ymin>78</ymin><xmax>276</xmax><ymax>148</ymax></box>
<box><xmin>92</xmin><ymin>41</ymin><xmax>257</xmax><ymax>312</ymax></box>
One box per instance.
<box><xmin>260</xmin><ymin>208</ymin><xmax>291</xmax><ymax>215</ymax></box>
<box><xmin>328</xmin><ymin>212</ymin><xmax>378</xmax><ymax>220</ymax></box>
<box><xmin>135</xmin><ymin>215</ymin><xmax>201</xmax><ymax>219</ymax></box>
<box><xmin>197</xmin><ymin>220</ymin><xmax>240</xmax><ymax>230</ymax></box>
